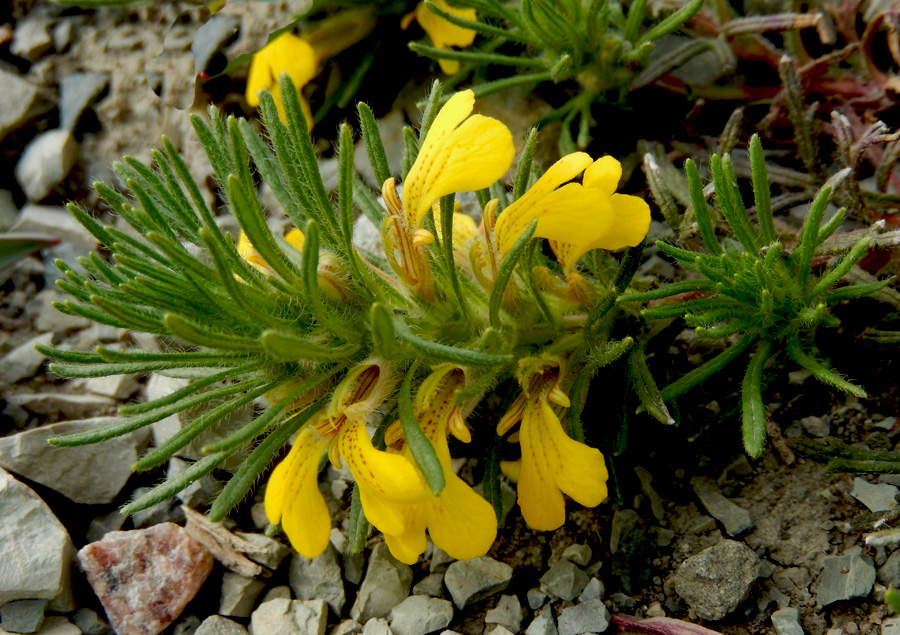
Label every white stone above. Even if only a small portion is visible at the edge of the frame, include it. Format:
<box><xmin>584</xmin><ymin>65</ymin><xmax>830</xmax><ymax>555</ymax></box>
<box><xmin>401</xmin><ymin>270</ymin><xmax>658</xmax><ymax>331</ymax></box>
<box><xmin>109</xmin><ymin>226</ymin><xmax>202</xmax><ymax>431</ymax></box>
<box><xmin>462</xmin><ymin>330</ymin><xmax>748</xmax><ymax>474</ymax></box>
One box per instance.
<box><xmin>0</xmin><ymin>417</ymin><xmax>140</xmax><ymax>504</ymax></box>
<box><xmin>10</xmin><ymin>18</ymin><xmax>53</xmax><ymax>61</ymax></box>
<box><xmin>0</xmin><ymin>332</ymin><xmax>53</xmax><ymax>383</ymax></box>
<box><xmin>362</xmin><ymin>618</ymin><xmax>393</xmax><ymax>635</ymax></box>
<box><xmin>196</xmin><ymin>615</ymin><xmax>249</xmax><ymax>635</ymax></box>
<box><xmin>290</xmin><ymin>543</ymin><xmax>346</xmax><ymax>615</ymax></box>
<box><xmin>84</xmin><ymin>374</ymin><xmax>140</xmax><ymax>400</ymax></box>
<box><xmin>11</xmin><ymin>205</ymin><xmax>96</xmax><ymax>250</ymax></box>
<box><xmin>0</xmin><ymin>70</ymin><xmax>51</xmax><ymax>141</ymax></box>
<box><xmin>5</xmin><ymin>392</ymin><xmax>115</xmax><ymax>420</ymax></box>
<box><xmin>851</xmin><ymin>477</ymin><xmax>899</xmax><ymax>512</ymax></box>
<box><xmin>220</xmin><ymin>572</ymin><xmax>265</xmax><ymax>618</ymax></box>
<box><xmin>0</xmin><ymin>468</ymin><xmax>74</xmax><ymax>609</ymax></box>
<box><xmin>36</xmin><ymin>617</ymin><xmax>81</xmax><ymax>635</ymax></box>
<box><xmin>249</xmin><ymin>598</ymin><xmax>328</xmax><ymax>635</ymax></box>
<box><xmin>15</xmin><ymin>131</ymin><xmax>79</xmax><ymax>202</ymax></box>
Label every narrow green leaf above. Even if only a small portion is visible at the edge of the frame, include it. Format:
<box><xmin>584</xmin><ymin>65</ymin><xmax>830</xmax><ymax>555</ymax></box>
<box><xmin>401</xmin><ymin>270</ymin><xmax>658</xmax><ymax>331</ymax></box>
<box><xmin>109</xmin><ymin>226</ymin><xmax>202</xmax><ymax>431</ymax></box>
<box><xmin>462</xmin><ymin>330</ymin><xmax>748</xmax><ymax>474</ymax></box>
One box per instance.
<box><xmin>624</xmin><ymin>0</ymin><xmax>649</xmax><ymax>41</ymax></box>
<box><xmin>165</xmin><ymin>314</ymin><xmax>263</xmax><ymax>353</ymax></box>
<box><xmin>685</xmin><ymin>160</ymin><xmax>722</xmax><ymax>255</ymax></box>
<box><xmin>261</xmin><ymin>330</ymin><xmax>359</xmax><ymax>361</ymax></box>
<box><xmin>636</xmin><ymin>0</ymin><xmax>704</xmax><ymax>45</ymax></box>
<box><xmin>749</xmin><ymin>135</ymin><xmax>775</xmax><ymax>244</ymax></box>
<box><xmin>483</xmin><ymin>431</ymin><xmax>504</xmax><ymax>523</ymax></box>
<box><xmin>409</xmin><ymin>42</ymin><xmax>546</xmax><ymax>67</ymax></box>
<box><xmin>629</xmin><ymin>344</ymin><xmax>674</xmax><ymax>424</ymax></box>
<box><xmin>660</xmin><ymin>332</ymin><xmax>758</xmax><ymax>400</ymax></box>
<box><xmin>792</xmin><ymin>184</ymin><xmax>834</xmax><ymax>286</ymax></box>
<box><xmin>741</xmin><ymin>340</ymin><xmax>771</xmax><ymax>458</ymax></box>
<box><xmin>357</xmin><ymin>103</ymin><xmax>392</xmax><ymax>187</ymax></box>
<box><xmin>785</xmin><ymin>337</ymin><xmax>867</xmax><ymax>398</ymax></box>
<box><xmin>618</xmin><ymin>279</ymin><xmax>717</xmax><ymax>303</ymax></box>
<box><xmin>808</xmin><ymin>237</ymin><xmax>870</xmax><ymax>298</ymax></box>
<box><xmin>347</xmin><ymin>484</ymin><xmax>369</xmax><ymax>554</ymax></box>
<box><xmin>394</xmin><ymin>320</ymin><xmax>513</xmax><ymax>367</ymax></box>
<box><xmin>489</xmin><ymin>220</ymin><xmax>537</xmax><ymax>328</ymax></box>
<box><xmin>398</xmin><ymin>361</ymin><xmax>445</xmax><ymax>495</ymax></box>
<box><xmin>822</xmin><ymin>276</ymin><xmax>895</xmax><ymax>303</ymax></box>
<box><xmin>121</xmin><ymin>451</ymin><xmax>232</xmax><ymax>515</ymax></box>
<box><xmin>513</xmin><ymin>129</ymin><xmax>538</xmax><ymax>202</ymax></box>
<box><xmin>208</xmin><ymin>401</ymin><xmax>326</xmax><ymax>522</ymax></box>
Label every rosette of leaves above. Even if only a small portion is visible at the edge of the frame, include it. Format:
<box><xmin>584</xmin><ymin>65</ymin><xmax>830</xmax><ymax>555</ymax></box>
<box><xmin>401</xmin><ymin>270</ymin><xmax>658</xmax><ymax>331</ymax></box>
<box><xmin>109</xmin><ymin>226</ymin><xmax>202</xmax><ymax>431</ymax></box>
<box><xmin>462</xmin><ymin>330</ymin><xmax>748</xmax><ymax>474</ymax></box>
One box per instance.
<box><xmin>619</xmin><ymin>135</ymin><xmax>895</xmax><ymax>458</ymax></box>
<box><xmin>410</xmin><ymin>0</ymin><xmax>704</xmax><ymax>150</ymax></box>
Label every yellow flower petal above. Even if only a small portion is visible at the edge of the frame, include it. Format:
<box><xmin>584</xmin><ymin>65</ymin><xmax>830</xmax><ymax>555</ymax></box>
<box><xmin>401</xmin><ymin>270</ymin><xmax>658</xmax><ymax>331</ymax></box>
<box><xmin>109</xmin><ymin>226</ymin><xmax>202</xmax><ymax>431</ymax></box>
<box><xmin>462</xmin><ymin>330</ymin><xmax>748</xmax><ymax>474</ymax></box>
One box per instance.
<box><xmin>583</xmin><ymin>156</ymin><xmax>622</xmax><ymax>197</ymax></box>
<box><xmin>246</xmin><ymin>33</ymin><xmax>316</xmax><ymax>127</ymax></box>
<box><xmin>339</xmin><ymin>422</ymin><xmax>425</xmax><ymax>536</ymax></box>
<box><xmin>403</xmin><ymin>90</ymin><xmax>514</xmax><ymax>227</ymax></box>
<box><xmin>285</xmin><ymin>228</ymin><xmax>305</xmax><ymax>252</ymax></box>
<box><xmin>494</xmin><ymin>153</ymin><xmax>592</xmax><ymax>252</ymax></box>
<box><xmin>265</xmin><ymin>428</ymin><xmax>332</xmax><ymax>558</ymax></box>
<box><xmin>383</xmin><ymin>506</ymin><xmax>429</xmax><ymax>565</ymax></box>
<box><xmin>426</xmin><ymin>473</ymin><xmax>497</xmax><ymax>559</ymax></box>
<box><xmin>518</xmin><ymin>401</ymin><xmax>608</xmax><ymax>531</ymax></box>
<box><xmin>585</xmin><ymin>193</ymin><xmax>652</xmax><ymax>251</ymax></box>
<box><xmin>416</xmin><ymin>0</ymin><xmax>477</xmax><ymax>74</ymax></box>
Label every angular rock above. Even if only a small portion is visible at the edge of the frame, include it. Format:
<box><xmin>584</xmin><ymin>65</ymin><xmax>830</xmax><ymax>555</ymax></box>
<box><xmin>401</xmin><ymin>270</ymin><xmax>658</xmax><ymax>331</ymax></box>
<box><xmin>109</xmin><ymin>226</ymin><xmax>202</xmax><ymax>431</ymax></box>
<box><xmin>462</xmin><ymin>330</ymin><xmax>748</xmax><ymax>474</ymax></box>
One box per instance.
<box><xmin>799</xmin><ymin>416</ymin><xmax>829</xmax><ymax>437</ymax></box>
<box><xmin>5</xmin><ymin>392</ymin><xmax>114</xmax><ymax>420</ymax></box>
<box><xmin>350</xmin><ymin>543</ymin><xmax>412</xmax><ymax>621</ymax></box>
<box><xmin>541</xmin><ymin>559</ymin><xmax>589</xmax><ymax>601</ymax></box>
<box><xmin>34</xmin><ymin>617</ymin><xmax>81</xmax><ymax>635</ymax></box>
<box><xmin>485</xmin><ymin>595</ymin><xmax>524</xmax><ymax>632</ymax></box>
<box><xmin>77</xmin><ymin>523</ymin><xmax>214</xmax><ymax>635</ymax></box>
<box><xmin>670</xmin><ymin>540</ymin><xmax>760</xmax><ymax>621</ymax></box>
<box><xmin>361</xmin><ymin>618</ymin><xmax>392</xmax><ymax>635</ymax></box>
<box><xmin>11</xmin><ymin>205</ymin><xmax>96</xmax><ymax>251</ymax></box>
<box><xmin>87</xmin><ymin>509</ymin><xmax>128</xmax><ymax>543</ymax></box>
<box><xmin>0</xmin><ymin>332</ymin><xmax>53</xmax><ymax>384</ymax></box>
<box><xmin>0</xmin><ymin>468</ymin><xmax>74</xmax><ymax>609</ymax></box>
<box><xmin>444</xmin><ymin>557</ymin><xmax>513</xmax><ymax>609</ymax></box>
<box><xmin>557</xmin><ymin>598</ymin><xmax>610</xmax><ymax>635</ymax></box>
<box><xmin>579</xmin><ymin>578</ymin><xmax>604</xmax><ymax>603</ymax></box>
<box><xmin>771</xmin><ymin>607</ymin><xmax>804</xmax><ymax>635</ymax></box>
<box><xmin>191</xmin><ymin>14</ymin><xmax>240</xmax><ymax>75</ymax></box>
<box><xmin>0</xmin><ymin>190</ymin><xmax>18</xmax><ymax>231</ymax></box>
<box><xmin>561</xmin><ymin>544</ymin><xmax>592</xmax><ymax>567</ymax></box>
<box><xmin>260</xmin><ymin>586</ymin><xmax>292</xmax><ymax>604</ymax></box>
<box><xmin>84</xmin><ymin>374</ymin><xmax>140</xmax><ymax>400</ymax></box>
<box><xmin>171</xmin><ymin>616</ymin><xmax>200</xmax><ymax>635</ymax></box>
<box><xmin>884</xmin><ymin>619</ymin><xmax>900</xmax><ymax>635</ymax></box>
<box><xmin>0</xmin><ymin>71</ymin><xmax>52</xmax><ymax>142</ymax></box>
<box><xmin>813</xmin><ymin>552</ymin><xmax>876</xmax><ymax>607</ymax></box>
<box><xmin>15</xmin><ymin>130</ymin><xmax>79</xmax><ymax>202</ymax></box>
<box><xmin>10</xmin><ymin>18</ymin><xmax>53</xmax><ymax>61</ymax></box>
<box><xmin>850</xmin><ymin>477</ymin><xmax>899</xmax><ymax>512</ymax></box>
<box><xmin>219</xmin><ymin>572</ymin><xmax>265</xmax><ymax>618</ymax></box>
<box><xmin>526</xmin><ymin>587</ymin><xmax>548</xmax><ymax>610</ymax></box>
<box><xmin>235</xmin><ymin>532</ymin><xmax>290</xmax><ymax>570</ymax></box>
<box><xmin>290</xmin><ymin>543</ymin><xmax>345</xmax><ymax>615</ymax></box>
<box><xmin>249</xmin><ymin>598</ymin><xmax>328</xmax><ymax>635</ymax></box>
<box><xmin>525</xmin><ymin>607</ymin><xmax>558</xmax><ymax>635</ymax></box>
<box><xmin>195</xmin><ymin>615</ymin><xmax>249</xmax><ymax>635</ymax></box>
<box><xmin>691</xmin><ymin>477</ymin><xmax>753</xmax><ymax>536</ymax></box>
<box><xmin>127</xmin><ymin>487</ymin><xmax>184</xmax><ymax>528</ymax></box>
<box><xmin>878</xmin><ymin>551</ymin><xmax>900</xmax><ymax>588</ymax></box>
<box><xmin>0</xmin><ymin>418</ymin><xmax>140</xmax><ymax>504</ymax></box>
<box><xmin>168</xmin><ymin>458</ymin><xmax>220</xmax><ymax>508</ymax></box>
<box><xmin>0</xmin><ymin>598</ymin><xmax>47</xmax><ymax>633</ymax></box>
<box><xmin>484</xmin><ymin>627</ymin><xmax>514</xmax><ymax>635</ymax></box>
<box><xmin>389</xmin><ymin>596</ymin><xmax>453</xmax><ymax>635</ymax></box>
<box><xmin>332</xmin><ymin>620</ymin><xmax>364</xmax><ymax>635</ymax></box>
<box><xmin>411</xmin><ymin>572</ymin><xmax>444</xmax><ymax>598</ymax></box>
<box><xmin>72</xmin><ymin>608</ymin><xmax>113</xmax><ymax>635</ymax></box>
<box><xmin>60</xmin><ymin>72</ymin><xmax>109</xmax><ymax>131</ymax></box>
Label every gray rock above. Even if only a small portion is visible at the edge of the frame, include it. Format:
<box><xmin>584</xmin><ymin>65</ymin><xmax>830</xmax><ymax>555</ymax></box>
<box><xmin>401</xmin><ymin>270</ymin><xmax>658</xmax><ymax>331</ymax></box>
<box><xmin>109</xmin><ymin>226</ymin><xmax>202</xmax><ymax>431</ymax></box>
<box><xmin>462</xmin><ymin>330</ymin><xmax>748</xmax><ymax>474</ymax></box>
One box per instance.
<box><xmin>799</xmin><ymin>416</ymin><xmax>829</xmax><ymax>437</ymax></box>
<box><xmin>235</xmin><ymin>532</ymin><xmax>290</xmax><ymax>570</ymax></box>
<box><xmin>84</xmin><ymin>374</ymin><xmax>140</xmax><ymax>400</ymax></box>
<box><xmin>291</xmin><ymin>543</ymin><xmax>346</xmax><ymax>615</ymax></box>
<box><xmin>261</xmin><ymin>586</ymin><xmax>292</xmax><ymax>604</ymax></box>
<box><xmin>71</xmin><ymin>609</ymin><xmax>112</xmax><ymax>635</ymax></box>
<box><xmin>579</xmin><ymin>578</ymin><xmax>604</xmax><ymax>603</ymax></box>
<box><xmin>389</xmin><ymin>596</ymin><xmax>453</xmax><ymax>635</ymax></box>
<box><xmin>484</xmin><ymin>627</ymin><xmax>514</xmax><ymax>635</ymax></box>
<box><xmin>34</xmin><ymin>617</ymin><xmax>80</xmax><ymax>635</ymax></box>
<box><xmin>52</xmin><ymin>18</ymin><xmax>78</xmax><ymax>52</ymax></box>
<box><xmin>560</xmin><ymin>544</ymin><xmax>592</xmax><ymax>567</ymax></box>
<box><xmin>670</xmin><ymin>540</ymin><xmax>760</xmax><ymax>620</ymax></box>
<box><xmin>428</xmin><ymin>548</ymin><xmax>455</xmax><ymax>574</ymax></box>
<box><xmin>4</xmin><ymin>392</ymin><xmax>115</xmax><ymax>420</ymax></box>
<box><xmin>0</xmin><ymin>71</ymin><xmax>52</xmax><ymax>142</ymax></box>
<box><xmin>0</xmin><ymin>190</ymin><xmax>18</xmax><ymax>231</ymax></box>
<box><xmin>813</xmin><ymin>552</ymin><xmax>876</xmax><ymax>607</ymax></box>
<box><xmin>249</xmin><ymin>598</ymin><xmax>328</xmax><ymax>635</ymax></box>
<box><xmin>850</xmin><ymin>477</ymin><xmax>899</xmax><ymax>512</ymax></box>
<box><xmin>362</xmin><ymin>618</ymin><xmax>392</xmax><ymax>635</ymax></box>
<box><xmin>0</xmin><ymin>598</ymin><xmax>47</xmax><ymax>633</ymax></box>
<box><xmin>191</xmin><ymin>14</ymin><xmax>240</xmax><ymax>75</ymax></box>
<box><xmin>557</xmin><ymin>598</ymin><xmax>610</xmax><ymax>635</ymax></box>
<box><xmin>691</xmin><ymin>477</ymin><xmax>753</xmax><ymax>536</ymax></box>
<box><xmin>0</xmin><ymin>418</ymin><xmax>140</xmax><ymax>504</ymax></box>
<box><xmin>526</xmin><ymin>587</ymin><xmax>547</xmax><ymax>610</ymax></box>
<box><xmin>0</xmin><ymin>332</ymin><xmax>53</xmax><ymax>384</ymax></box>
<box><xmin>15</xmin><ymin>130</ymin><xmax>79</xmax><ymax>202</ymax></box>
<box><xmin>0</xmin><ymin>468</ymin><xmax>74</xmax><ymax>609</ymax></box>
<box><xmin>540</xmin><ymin>559</ymin><xmax>589</xmax><ymax>601</ymax></box>
<box><xmin>172</xmin><ymin>615</ymin><xmax>201</xmax><ymax>635</ymax></box>
<box><xmin>524</xmin><ymin>607</ymin><xmax>557</xmax><ymax>635</ymax></box>
<box><xmin>331</xmin><ymin>620</ymin><xmax>363</xmax><ymax>635</ymax></box>
<box><xmin>196</xmin><ymin>615</ymin><xmax>249</xmax><ymax>635</ymax></box>
<box><xmin>883</xmin><ymin>619</ymin><xmax>900</xmax><ymax>635</ymax></box>
<box><xmin>86</xmin><ymin>509</ymin><xmax>127</xmax><ymax>543</ymax></box>
<box><xmin>219</xmin><ymin>572</ymin><xmax>265</xmax><ymax>618</ymax></box>
<box><xmin>609</xmin><ymin>509</ymin><xmax>641</xmax><ymax>554</ymax></box>
<box><xmin>350</xmin><ymin>543</ymin><xmax>412</xmax><ymax>621</ymax></box>
<box><xmin>129</xmin><ymin>486</ymin><xmax>184</xmax><ymax>528</ymax></box>
<box><xmin>444</xmin><ymin>557</ymin><xmax>513</xmax><ymax>609</ymax></box>
<box><xmin>412</xmin><ymin>573</ymin><xmax>444</xmax><ymax>598</ymax></box>
<box><xmin>344</xmin><ymin>552</ymin><xmax>366</xmax><ymax>585</ymax></box>
<box><xmin>168</xmin><ymin>457</ymin><xmax>221</xmax><ymax>508</ymax></box>
<box><xmin>485</xmin><ymin>595</ymin><xmax>524</xmax><ymax>632</ymax></box>
<box><xmin>10</xmin><ymin>18</ymin><xmax>53</xmax><ymax>61</ymax></box>
<box><xmin>27</xmin><ymin>288</ymin><xmax>91</xmax><ymax>332</ymax></box>
<box><xmin>771</xmin><ymin>607</ymin><xmax>804</xmax><ymax>635</ymax></box>
<box><xmin>878</xmin><ymin>551</ymin><xmax>900</xmax><ymax>588</ymax></box>
<box><xmin>60</xmin><ymin>72</ymin><xmax>109</xmax><ymax>131</ymax></box>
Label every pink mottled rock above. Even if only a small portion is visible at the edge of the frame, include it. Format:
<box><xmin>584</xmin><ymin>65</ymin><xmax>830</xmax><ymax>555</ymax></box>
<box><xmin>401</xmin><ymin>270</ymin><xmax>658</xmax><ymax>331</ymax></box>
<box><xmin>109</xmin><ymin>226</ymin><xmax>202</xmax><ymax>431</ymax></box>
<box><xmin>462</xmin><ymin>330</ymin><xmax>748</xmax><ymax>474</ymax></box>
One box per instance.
<box><xmin>77</xmin><ymin>522</ymin><xmax>214</xmax><ymax>635</ymax></box>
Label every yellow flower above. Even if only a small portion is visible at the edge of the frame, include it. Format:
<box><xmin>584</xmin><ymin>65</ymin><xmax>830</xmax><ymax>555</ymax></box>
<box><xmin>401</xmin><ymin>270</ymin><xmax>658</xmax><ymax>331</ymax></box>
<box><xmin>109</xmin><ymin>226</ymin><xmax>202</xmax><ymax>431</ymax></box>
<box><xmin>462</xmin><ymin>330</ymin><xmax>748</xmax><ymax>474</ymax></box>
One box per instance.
<box><xmin>410</xmin><ymin>0</ymin><xmax>478</xmax><ymax>75</ymax></box>
<box><xmin>380</xmin><ymin>90</ymin><xmax>513</xmax><ymax>299</ymax></box>
<box><xmin>497</xmin><ymin>360</ymin><xmax>608</xmax><ymax>531</ymax></box>
<box><xmin>246</xmin><ymin>32</ymin><xmax>317</xmax><ymax>127</ymax></box>
<box><xmin>265</xmin><ymin>361</ymin><xmax>426</xmax><ymax>558</ymax></box>
<box><xmin>494</xmin><ymin>154</ymin><xmax>651</xmax><ymax>272</ymax></box>
<box><xmin>382</xmin><ymin>367</ymin><xmax>498</xmax><ymax>564</ymax></box>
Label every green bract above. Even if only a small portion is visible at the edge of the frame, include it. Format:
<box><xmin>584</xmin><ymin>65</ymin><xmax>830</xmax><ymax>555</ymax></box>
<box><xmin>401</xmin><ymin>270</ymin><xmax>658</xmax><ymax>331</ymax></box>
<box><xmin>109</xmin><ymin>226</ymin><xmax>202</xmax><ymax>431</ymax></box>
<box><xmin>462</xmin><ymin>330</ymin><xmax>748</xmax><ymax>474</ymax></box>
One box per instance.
<box><xmin>620</xmin><ymin>134</ymin><xmax>894</xmax><ymax>458</ymax></box>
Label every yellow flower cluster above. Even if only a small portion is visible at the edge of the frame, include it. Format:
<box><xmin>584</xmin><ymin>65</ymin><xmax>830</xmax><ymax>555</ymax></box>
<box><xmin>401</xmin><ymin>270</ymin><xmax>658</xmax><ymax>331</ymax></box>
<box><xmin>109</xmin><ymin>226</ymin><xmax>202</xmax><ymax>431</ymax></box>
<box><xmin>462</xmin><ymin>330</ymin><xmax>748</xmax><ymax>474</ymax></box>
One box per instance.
<box><xmin>251</xmin><ymin>89</ymin><xmax>650</xmax><ymax>564</ymax></box>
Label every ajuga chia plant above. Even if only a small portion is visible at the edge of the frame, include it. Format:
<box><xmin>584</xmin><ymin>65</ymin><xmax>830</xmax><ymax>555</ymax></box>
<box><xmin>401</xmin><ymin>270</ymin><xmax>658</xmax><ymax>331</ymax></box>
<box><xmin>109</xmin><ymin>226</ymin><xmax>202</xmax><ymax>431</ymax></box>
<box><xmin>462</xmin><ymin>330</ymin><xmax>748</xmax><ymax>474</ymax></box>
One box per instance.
<box><xmin>619</xmin><ymin>135</ymin><xmax>895</xmax><ymax>459</ymax></box>
<box><xmin>408</xmin><ymin>0</ymin><xmax>704</xmax><ymax>150</ymax></box>
<box><xmin>40</xmin><ymin>77</ymin><xmax>651</xmax><ymax>564</ymax></box>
